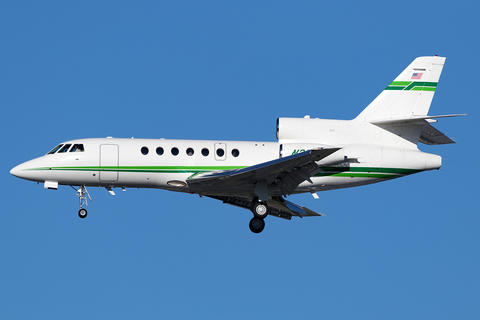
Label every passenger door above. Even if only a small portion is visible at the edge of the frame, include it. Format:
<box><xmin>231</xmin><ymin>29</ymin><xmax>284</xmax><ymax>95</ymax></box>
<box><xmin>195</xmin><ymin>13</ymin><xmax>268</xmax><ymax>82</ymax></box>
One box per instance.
<box><xmin>99</xmin><ymin>144</ymin><xmax>119</xmax><ymax>181</ymax></box>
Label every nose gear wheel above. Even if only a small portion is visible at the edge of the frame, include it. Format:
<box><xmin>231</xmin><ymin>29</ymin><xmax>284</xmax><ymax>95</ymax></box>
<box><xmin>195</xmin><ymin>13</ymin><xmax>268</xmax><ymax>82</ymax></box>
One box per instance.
<box><xmin>78</xmin><ymin>208</ymin><xmax>87</xmax><ymax>219</ymax></box>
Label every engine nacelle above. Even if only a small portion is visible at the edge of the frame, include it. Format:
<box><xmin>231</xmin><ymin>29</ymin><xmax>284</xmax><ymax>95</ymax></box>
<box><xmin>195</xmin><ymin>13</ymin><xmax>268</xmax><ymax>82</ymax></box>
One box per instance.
<box><xmin>276</xmin><ymin>117</ymin><xmax>350</xmax><ymax>145</ymax></box>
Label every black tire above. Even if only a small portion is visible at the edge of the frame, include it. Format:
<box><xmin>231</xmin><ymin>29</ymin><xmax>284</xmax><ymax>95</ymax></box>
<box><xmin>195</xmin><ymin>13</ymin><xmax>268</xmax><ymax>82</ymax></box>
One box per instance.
<box><xmin>252</xmin><ymin>202</ymin><xmax>269</xmax><ymax>219</ymax></box>
<box><xmin>249</xmin><ymin>217</ymin><xmax>265</xmax><ymax>233</ymax></box>
<box><xmin>78</xmin><ymin>208</ymin><xmax>87</xmax><ymax>219</ymax></box>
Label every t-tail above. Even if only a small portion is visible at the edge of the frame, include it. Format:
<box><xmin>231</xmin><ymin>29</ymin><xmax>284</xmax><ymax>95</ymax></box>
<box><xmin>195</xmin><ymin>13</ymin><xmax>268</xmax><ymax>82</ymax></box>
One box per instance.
<box><xmin>277</xmin><ymin>56</ymin><xmax>464</xmax><ymax>150</ymax></box>
<box><xmin>355</xmin><ymin>56</ymin><xmax>465</xmax><ymax>147</ymax></box>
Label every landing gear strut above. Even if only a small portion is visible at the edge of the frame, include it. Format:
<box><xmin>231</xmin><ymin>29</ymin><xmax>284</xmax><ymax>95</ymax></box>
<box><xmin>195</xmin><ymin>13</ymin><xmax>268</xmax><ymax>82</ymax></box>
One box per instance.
<box><xmin>249</xmin><ymin>199</ymin><xmax>269</xmax><ymax>233</ymax></box>
<box><xmin>72</xmin><ymin>185</ymin><xmax>91</xmax><ymax>219</ymax></box>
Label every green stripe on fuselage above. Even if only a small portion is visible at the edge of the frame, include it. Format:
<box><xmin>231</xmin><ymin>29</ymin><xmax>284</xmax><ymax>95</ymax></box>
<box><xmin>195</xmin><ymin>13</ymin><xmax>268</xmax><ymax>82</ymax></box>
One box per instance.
<box><xmin>315</xmin><ymin>166</ymin><xmax>421</xmax><ymax>179</ymax></box>
<box><xmin>27</xmin><ymin>165</ymin><xmax>422</xmax><ymax>180</ymax></box>
<box><xmin>28</xmin><ymin>165</ymin><xmax>247</xmax><ymax>174</ymax></box>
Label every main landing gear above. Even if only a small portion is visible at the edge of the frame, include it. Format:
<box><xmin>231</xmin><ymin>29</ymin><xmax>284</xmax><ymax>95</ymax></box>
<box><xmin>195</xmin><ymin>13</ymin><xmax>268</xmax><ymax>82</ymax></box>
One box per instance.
<box><xmin>249</xmin><ymin>200</ymin><xmax>269</xmax><ymax>233</ymax></box>
<box><xmin>71</xmin><ymin>185</ymin><xmax>91</xmax><ymax>219</ymax></box>
<box><xmin>249</xmin><ymin>217</ymin><xmax>265</xmax><ymax>233</ymax></box>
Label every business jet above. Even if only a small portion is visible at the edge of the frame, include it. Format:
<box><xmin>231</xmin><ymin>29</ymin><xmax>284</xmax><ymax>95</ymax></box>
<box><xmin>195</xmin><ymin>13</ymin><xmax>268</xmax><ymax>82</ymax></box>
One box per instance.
<box><xmin>10</xmin><ymin>56</ymin><xmax>464</xmax><ymax>233</ymax></box>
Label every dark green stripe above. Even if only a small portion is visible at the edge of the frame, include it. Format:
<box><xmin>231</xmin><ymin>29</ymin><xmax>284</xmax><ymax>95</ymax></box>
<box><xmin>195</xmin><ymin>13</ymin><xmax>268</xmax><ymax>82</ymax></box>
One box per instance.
<box><xmin>320</xmin><ymin>167</ymin><xmax>421</xmax><ymax>174</ymax></box>
<box><xmin>315</xmin><ymin>172</ymin><xmax>400</xmax><ymax>179</ymax></box>
<box><xmin>384</xmin><ymin>86</ymin><xmax>405</xmax><ymax>91</ymax></box>
<box><xmin>315</xmin><ymin>167</ymin><xmax>421</xmax><ymax>179</ymax></box>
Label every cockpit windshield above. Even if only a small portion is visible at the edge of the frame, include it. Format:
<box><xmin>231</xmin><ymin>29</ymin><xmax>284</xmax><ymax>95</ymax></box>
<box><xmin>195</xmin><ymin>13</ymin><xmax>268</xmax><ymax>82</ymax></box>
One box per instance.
<box><xmin>58</xmin><ymin>144</ymin><xmax>72</xmax><ymax>153</ymax></box>
<box><xmin>47</xmin><ymin>144</ymin><xmax>63</xmax><ymax>154</ymax></box>
<box><xmin>47</xmin><ymin>143</ymin><xmax>85</xmax><ymax>154</ymax></box>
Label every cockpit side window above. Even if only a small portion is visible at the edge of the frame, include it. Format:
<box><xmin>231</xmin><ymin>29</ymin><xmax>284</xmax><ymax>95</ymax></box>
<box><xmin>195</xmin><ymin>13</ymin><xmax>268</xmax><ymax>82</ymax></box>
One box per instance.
<box><xmin>47</xmin><ymin>144</ymin><xmax>63</xmax><ymax>155</ymax></box>
<box><xmin>70</xmin><ymin>144</ymin><xmax>84</xmax><ymax>152</ymax></box>
<box><xmin>58</xmin><ymin>144</ymin><xmax>72</xmax><ymax>153</ymax></box>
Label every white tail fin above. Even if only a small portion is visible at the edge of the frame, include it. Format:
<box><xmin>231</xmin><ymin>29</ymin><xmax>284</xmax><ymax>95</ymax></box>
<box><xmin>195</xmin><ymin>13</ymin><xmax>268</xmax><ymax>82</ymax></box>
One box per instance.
<box><xmin>356</xmin><ymin>56</ymin><xmax>446</xmax><ymax>123</ymax></box>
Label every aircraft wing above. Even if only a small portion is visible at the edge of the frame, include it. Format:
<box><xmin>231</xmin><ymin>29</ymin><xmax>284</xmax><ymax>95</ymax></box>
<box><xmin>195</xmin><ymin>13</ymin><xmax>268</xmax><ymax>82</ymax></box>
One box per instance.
<box><xmin>206</xmin><ymin>195</ymin><xmax>324</xmax><ymax>220</ymax></box>
<box><xmin>187</xmin><ymin>148</ymin><xmax>340</xmax><ymax>199</ymax></box>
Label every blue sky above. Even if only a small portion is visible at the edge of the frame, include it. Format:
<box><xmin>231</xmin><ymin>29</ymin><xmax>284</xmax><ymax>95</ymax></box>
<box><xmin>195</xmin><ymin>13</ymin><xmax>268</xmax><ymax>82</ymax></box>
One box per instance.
<box><xmin>1</xmin><ymin>1</ymin><xmax>479</xmax><ymax>319</ymax></box>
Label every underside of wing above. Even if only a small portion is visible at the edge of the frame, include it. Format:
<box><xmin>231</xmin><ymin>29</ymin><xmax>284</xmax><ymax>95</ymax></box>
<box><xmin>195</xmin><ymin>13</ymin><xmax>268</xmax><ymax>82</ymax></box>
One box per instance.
<box><xmin>206</xmin><ymin>195</ymin><xmax>323</xmax><ymax>220</ymax></box>
<box><xmin>187</xmin><ymin>148</ymin><xmax>341</xmax><ymax>199</ymax></box>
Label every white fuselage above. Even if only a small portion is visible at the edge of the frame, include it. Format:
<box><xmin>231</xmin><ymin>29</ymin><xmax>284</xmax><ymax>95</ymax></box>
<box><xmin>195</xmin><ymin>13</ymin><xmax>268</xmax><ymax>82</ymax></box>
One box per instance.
<box><xmin>11</xmin><ymin>137</ymin><xmax>442</xmax><ymax>197</ymax></box>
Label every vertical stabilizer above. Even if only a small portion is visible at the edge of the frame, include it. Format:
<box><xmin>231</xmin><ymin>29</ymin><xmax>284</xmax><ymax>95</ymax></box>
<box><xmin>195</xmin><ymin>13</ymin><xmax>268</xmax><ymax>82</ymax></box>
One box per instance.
<box><xmin>356</xmin><ymin>56</ymin><xmax>445</xmax><ymax>122</ymax></box>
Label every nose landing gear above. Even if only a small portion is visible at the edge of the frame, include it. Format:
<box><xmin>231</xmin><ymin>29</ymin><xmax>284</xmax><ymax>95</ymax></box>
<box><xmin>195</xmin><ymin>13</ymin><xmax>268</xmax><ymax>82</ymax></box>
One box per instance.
<box><xmin>72</xmin><ymin>185</ymin><xmax>91</xmax><ymax>219</ymax></box>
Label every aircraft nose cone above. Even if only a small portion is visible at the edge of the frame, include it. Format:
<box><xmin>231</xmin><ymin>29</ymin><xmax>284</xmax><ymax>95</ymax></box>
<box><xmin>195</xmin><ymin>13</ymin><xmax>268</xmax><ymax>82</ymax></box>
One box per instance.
<box><xmin>10</xmin><ymin>165</ymin><xmax>21</xmax><ymax>178</ymax></box>
<box><xmin>10</xmin><ymin>158</ymin><xmax>44</xmax><ymax>182</ymax></box>
<box><xmin>10</xmin><ymin>163</ymin><xmax>31</xmax><ymax>180</ymax></box>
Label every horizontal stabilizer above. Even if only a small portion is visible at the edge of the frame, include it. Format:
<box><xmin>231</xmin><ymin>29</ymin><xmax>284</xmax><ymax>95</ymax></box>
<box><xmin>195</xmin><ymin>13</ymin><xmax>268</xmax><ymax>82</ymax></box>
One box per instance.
<box><xmin>369</xmin><ymin>113</ymin><xmax>464</xmax><ymax>145</ymax></box>
<box><xmin>419</xmin><ymin>123</ymin><xmax>455</xmax><ymax>145</ymax></box>
<box><xmin>369</xmin><ymin>114</ymin><xmax>466</xmax><ymax>125</ymax></box>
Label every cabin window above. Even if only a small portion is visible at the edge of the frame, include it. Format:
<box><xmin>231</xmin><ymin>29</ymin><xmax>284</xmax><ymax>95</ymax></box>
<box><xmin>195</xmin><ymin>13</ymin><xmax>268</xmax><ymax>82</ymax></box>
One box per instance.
<box><xmin>216</xmin><ymin>148</ymin><xmax>225</xmax><ymax>157</ymax></box>
<box><xmin>186</xmin><ymin>148</ymin><xmax>194</xmax><ymax>156</ymax></box>
<box><xmin>47</xmin><ymin>144</ymin><xmax>63</xmax><ymax>154</ymax></box>
<box><xmin>156</xmin><ymin>147</ymin><xmax>164</xmax><ymax>156</ymax></box>
<box><xmin>231</xmin><ymin>149</ymin><xmax>240</xmax><ymax>157</ymax></box>
<box><xmin>70</xmin><ymin>144</ymin><xmax>84</xmax><ymax>152</ymax></box>
<box><xmin>171</xmin><ymin>147</ymin><xmax>179</xmax><ymax>156</ymax></box>
<box><xmin>141</xmin><ymin>147</ymin><xmax>149</xmax><ymax>155</ymax></box>
<box><xmin>58</xmin><ymin>144</ymin><xmax>72</xmax><ymax>153</ymax></box>
<box><xmin>202</xmin><ymin>148</ymin><xmax>209</xmax><ymax>157</ymax></box>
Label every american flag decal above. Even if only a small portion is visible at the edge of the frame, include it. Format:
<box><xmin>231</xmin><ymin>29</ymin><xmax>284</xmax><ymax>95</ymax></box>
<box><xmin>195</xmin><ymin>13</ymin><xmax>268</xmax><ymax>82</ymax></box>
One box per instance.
<box><xmin>411</xmin><ymin>72</ymin><xmax>423</xmax><ymax>79</ymax></box>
